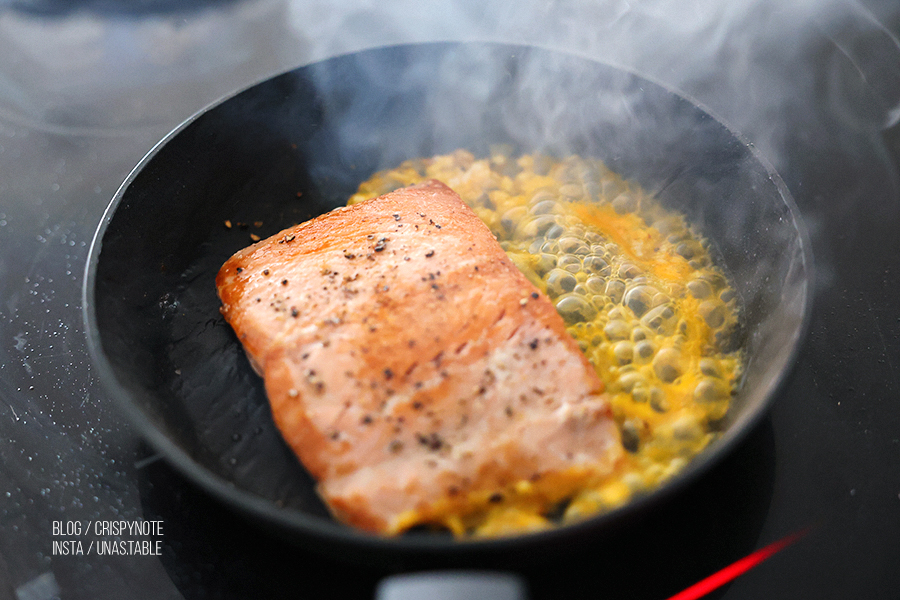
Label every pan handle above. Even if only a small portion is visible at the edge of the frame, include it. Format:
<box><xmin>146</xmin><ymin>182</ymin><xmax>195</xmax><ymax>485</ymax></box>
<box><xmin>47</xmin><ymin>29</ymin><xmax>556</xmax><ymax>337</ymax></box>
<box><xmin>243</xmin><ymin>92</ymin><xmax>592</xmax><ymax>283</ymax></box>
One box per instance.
<box><xmin>375</xmin><ymin>571</ymin><xmax>528</xmax><ymax>600</ymax></box>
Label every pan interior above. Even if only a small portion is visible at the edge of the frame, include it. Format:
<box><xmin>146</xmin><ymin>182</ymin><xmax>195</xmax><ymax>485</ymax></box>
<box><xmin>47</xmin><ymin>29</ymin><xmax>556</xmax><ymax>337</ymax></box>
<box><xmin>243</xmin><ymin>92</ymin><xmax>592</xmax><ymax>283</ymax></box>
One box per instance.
<box><xmin>86</xmin><ymin>42</ymin><xmax>810</xmax><ymax>550</ymax></box>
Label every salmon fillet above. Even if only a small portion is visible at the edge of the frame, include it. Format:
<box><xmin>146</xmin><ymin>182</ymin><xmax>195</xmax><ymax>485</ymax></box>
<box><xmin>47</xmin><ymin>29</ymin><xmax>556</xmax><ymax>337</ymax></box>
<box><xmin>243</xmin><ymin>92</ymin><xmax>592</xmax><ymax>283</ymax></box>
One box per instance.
<box><xmin>216</xmin><ymin>180</ymin><xmax>622</xmax><ymax>535</ymax></box>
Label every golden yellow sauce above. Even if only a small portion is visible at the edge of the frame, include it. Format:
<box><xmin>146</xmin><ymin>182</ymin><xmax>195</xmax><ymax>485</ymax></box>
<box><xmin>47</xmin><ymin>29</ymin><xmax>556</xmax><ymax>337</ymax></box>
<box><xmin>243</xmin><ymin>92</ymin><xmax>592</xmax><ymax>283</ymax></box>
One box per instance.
<box><xmin>350</xmin><ymin>149</ymin><xmax>743</xmax><ymax>537</ymax></box>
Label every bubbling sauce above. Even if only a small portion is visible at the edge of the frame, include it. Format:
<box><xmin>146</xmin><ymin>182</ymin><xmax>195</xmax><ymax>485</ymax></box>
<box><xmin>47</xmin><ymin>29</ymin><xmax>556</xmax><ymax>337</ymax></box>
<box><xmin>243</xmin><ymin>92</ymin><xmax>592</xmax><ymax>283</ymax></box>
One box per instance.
<box><xmin>349</xmin><ymin>149</ymin><xmax>743</xmax><ymax>536</ymax></box>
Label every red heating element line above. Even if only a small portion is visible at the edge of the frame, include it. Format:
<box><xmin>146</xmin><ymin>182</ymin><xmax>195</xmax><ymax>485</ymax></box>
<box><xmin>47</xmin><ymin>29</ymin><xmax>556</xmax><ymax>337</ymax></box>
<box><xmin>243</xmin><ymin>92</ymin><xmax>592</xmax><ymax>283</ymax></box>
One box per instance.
<box><xmin>664</xmin><ymin>528</ymin><xmax>809</xmax><ymax>600</ymax></box>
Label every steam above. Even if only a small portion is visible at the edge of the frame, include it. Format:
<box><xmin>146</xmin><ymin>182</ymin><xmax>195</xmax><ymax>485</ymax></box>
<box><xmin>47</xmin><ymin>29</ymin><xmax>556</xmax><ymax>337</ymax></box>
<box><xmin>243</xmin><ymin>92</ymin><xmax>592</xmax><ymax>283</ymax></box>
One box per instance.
<box><xmin>285</xmin><ymin>0</ymin><xmax>898</xmax><ymax>306</ymax></box>
<box><xmin>286</xmin><ymin>0</ymin><xmax>899</xmax><ymax>173</ymax></box>
<box><xmin>277</xmin><ymin>0</ymin><xmax>900</xmax><ymax>371</ymax></box>
<box><xmin>4</xmin><ymin>0</ymin><xmax>896</xmax><ymax>161</ymax></box>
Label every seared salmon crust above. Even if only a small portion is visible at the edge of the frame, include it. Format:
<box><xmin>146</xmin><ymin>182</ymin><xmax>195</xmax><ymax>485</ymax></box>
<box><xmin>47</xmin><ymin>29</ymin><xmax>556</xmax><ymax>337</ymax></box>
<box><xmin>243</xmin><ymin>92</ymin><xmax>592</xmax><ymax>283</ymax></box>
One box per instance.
<box><xmin>216</xmin><ymin>180</ymin><xmax>622</xmax><ymax>534</ymax></box>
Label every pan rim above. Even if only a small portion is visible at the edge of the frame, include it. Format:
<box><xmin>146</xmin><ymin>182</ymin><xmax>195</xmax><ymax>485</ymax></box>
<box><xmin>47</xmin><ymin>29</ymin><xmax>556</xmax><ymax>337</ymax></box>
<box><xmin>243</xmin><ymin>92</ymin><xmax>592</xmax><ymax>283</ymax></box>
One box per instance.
<box><xmin>81</xmin><ymin>40</ymin><xmax>815</xmax><ymax>557</ymax></box>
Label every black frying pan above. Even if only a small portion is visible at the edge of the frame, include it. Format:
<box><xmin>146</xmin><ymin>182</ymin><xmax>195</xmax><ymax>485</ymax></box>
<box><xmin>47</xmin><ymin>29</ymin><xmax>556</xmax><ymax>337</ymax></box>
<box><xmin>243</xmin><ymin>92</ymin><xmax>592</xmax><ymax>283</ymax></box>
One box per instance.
<box><xmin>83</xmin><ymin>42</ymin><xmax>812</xmax><ymax>565</ymax></box>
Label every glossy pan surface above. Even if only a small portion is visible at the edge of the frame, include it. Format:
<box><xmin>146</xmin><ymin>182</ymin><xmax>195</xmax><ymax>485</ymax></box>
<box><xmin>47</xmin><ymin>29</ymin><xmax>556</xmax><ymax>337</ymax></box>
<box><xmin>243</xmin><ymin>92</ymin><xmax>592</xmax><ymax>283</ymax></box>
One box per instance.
<box><xmin>83</xmin><ymin>42</ymin><xmax>811</xmax><ymax>562</ymax></box>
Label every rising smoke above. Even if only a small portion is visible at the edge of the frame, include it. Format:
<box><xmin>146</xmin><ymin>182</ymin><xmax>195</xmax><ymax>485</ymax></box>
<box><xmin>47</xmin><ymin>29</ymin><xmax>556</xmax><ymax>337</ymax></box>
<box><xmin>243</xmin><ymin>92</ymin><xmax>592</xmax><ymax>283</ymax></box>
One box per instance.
<box><xmin>285</xmin><ymin>0</ymin><xmax>899</xmax><ymax>173</ymax></box>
